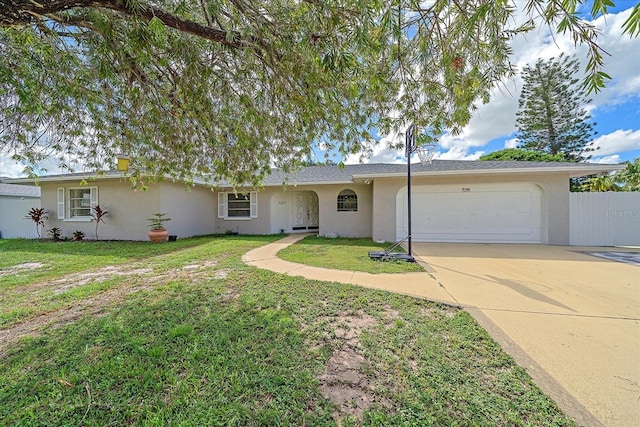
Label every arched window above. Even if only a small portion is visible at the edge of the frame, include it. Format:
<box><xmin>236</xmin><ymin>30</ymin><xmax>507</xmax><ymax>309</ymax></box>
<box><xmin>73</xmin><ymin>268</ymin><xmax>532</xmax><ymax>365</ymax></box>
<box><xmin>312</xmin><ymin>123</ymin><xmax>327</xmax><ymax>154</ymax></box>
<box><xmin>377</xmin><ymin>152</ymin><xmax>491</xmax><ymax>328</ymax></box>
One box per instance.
<box><xmin>337</xmin><ymin>189</ymin><xmax>357</xmax><ymax>212</ymax></box>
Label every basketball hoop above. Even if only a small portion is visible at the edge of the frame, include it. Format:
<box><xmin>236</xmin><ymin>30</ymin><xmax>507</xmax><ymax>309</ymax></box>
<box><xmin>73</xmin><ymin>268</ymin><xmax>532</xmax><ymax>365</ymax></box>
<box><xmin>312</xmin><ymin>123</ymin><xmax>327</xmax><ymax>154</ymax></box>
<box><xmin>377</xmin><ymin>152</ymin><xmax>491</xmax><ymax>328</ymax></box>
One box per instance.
<box><xmin>416</xmin><ymin>142</ymin><xmax>437</xmax><ymax>165</ymax></box>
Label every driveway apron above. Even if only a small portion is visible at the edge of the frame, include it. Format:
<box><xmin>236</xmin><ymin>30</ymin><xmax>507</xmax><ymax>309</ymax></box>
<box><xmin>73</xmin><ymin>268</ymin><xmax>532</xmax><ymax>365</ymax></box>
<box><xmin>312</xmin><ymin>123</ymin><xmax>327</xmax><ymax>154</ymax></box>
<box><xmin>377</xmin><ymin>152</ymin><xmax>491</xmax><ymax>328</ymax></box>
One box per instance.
<box><xmin>413</xmin><ymin>243</ymin><xmax>639</xmax><ymax>427</ymax></box>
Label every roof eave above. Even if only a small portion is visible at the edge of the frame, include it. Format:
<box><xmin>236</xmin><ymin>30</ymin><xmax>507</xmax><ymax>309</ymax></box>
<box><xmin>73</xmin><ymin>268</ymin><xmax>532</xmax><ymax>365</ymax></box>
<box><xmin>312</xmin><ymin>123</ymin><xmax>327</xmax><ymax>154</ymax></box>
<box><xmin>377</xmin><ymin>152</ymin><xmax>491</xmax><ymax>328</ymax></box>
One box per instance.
<box><xmin>216</xmin><ymin>180</ymin><xmax>354</xmax><ymax>188</ymax></box>
<box><xmin>0</xmin><ymin>192</ymin><xmax>40</xmax><ymax>197</ymax></box>
<box><xmin>6</xmin><ymin>175</ymin><xmax>127</xmax><ymax>184</ymax></box>
<box><xmin>353</xmin><ymin>164</ymin><xmax>624</xmax><ymax>180</ymax></box>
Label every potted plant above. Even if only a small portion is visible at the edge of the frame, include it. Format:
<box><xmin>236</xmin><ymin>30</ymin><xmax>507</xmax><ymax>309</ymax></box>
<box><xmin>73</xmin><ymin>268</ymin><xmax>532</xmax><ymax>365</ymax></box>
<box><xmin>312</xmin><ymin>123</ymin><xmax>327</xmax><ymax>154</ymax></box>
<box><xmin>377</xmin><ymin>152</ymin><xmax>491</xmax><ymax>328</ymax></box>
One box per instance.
<box><xmin>147</xmin><ymin>213</ymin><xmax>171</xmax><ymax>243</ymax></box>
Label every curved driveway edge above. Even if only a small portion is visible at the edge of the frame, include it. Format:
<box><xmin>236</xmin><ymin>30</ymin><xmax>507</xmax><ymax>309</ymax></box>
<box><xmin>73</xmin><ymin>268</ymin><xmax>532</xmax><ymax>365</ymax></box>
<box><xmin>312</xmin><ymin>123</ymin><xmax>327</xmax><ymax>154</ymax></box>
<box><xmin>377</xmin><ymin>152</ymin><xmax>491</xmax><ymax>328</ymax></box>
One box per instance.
<box><xmin>241</xmin><ymin>234</ymin><xmax>631</xmax><ymax>427</ymax></box>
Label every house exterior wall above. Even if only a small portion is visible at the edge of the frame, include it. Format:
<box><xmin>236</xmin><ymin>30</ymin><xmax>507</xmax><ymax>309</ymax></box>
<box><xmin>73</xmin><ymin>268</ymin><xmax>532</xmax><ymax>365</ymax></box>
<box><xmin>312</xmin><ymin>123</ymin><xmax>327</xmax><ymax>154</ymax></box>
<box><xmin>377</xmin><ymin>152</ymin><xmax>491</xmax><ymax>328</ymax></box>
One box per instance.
<box><xmin>0</xmin><ymin>195</ymin><xmax>41</xmax><ymax>238</ymax></box>
<box><xmin>371</xmin><ymin>173</ymin><xmax>571</xmax><ymax>245</ymax></box>
<box><xmin>215</xmin><ymin>188</ymin><xmax>271</xmax><ymax>235</ymax></box>
<box><xmin>34</xmin><ymin>169</ymin><xmax>578</xmax><ymax>244</ymax></box>
<box><xmin>40</xmin><ymin>180</ymin><xmax>162</xmax><ymax>240</ymax></box>
<box><xmin>160</xmin><ymin>183</ymin><xmax>217</xmax><ymax>238</ymax></box>
<box><xmin>311</xmin><ymin>183</ymin><xmax>372</xmax><ymax>238</ymax></box>
<box><xmin>41</xmin><ymin>180</ymin><xmax>217</xmax><ymax>240</ymax></box>
<box><xmin>215</xmin><ymin>184</ymin><xmax>373</xmax><ymax>238</ymax></box>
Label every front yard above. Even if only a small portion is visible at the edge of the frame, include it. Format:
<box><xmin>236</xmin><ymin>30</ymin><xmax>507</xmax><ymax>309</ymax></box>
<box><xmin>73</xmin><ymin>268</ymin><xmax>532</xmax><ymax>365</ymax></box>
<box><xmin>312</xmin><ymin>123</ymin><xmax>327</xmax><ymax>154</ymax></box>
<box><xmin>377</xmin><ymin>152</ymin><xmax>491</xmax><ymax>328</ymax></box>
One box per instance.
<box><xmin>0</xmin><ymin>236</ymin><xmax>576</xmax><ymax>425</ymax></box>
<box><xmin>278</xmin><ymin>236</ymin><xmax>424</xmax><ymax>273</ymax></box>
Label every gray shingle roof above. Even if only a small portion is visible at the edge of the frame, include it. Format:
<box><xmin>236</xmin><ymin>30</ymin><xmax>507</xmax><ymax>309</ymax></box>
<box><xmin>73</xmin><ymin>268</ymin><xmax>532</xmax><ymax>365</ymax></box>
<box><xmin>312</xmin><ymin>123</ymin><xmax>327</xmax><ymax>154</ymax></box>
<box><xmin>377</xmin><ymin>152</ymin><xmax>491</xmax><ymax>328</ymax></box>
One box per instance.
<box><xmin>257</xmin><ymin>160</ymin><xmax>620</xmax><ymax>185</ymax></box>
<box><xmin>0</xmin><ymin>183</ymin><xmax>41</xmax><ymax>197</ymax></box>
<box><xmin>4</xmin><ymin>160</ymin><xmax>622</xmax><ymax>187</ymax></box>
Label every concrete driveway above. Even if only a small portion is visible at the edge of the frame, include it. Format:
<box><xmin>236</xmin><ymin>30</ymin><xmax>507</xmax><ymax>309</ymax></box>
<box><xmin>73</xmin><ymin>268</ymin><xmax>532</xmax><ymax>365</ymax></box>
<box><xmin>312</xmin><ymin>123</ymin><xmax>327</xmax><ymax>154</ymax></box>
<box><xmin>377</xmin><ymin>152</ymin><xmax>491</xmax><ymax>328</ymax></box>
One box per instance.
<box><xmin>413</xmin><ymin>243</ymin><xmax>640</xmax><ymax>427</ymax></box>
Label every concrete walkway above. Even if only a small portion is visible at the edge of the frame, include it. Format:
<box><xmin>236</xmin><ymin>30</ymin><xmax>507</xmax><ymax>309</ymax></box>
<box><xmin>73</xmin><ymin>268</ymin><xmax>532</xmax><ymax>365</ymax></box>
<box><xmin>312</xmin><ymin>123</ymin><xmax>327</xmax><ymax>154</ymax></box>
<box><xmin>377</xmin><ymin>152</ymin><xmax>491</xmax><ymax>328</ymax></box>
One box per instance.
<box><xmin>242</xmin><ymin>234</ymin><xmax>456</xmax><ymax>305</ymax></box>
<box><xmin>243</xmin><ymin>234</ymin><xmax>640</xmax><ymax>427</ymax></box>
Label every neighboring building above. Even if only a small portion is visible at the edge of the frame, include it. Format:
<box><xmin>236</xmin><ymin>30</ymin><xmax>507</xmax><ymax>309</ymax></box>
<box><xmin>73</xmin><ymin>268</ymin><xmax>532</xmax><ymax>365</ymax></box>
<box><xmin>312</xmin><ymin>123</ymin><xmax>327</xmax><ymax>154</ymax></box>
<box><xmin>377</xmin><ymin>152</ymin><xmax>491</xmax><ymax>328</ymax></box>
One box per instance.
<box><xmin>7</xmin><ymin>160</ymin><xmax>625</xmax><ymax>244</ymax></box>
<box><xmin>0</xmin><ymin>183</ymin><xmax>41</xmax><ymax>239</ymax></box>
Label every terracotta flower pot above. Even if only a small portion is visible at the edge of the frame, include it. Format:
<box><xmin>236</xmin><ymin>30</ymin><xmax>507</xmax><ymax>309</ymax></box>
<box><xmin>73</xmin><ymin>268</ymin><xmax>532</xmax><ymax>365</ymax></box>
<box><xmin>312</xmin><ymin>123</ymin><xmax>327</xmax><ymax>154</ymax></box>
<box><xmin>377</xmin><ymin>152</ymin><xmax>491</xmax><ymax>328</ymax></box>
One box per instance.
<box><xmin>148</xmin><ymin>228</ymin><xmax>169</xmax><ymax>243</ymax></box>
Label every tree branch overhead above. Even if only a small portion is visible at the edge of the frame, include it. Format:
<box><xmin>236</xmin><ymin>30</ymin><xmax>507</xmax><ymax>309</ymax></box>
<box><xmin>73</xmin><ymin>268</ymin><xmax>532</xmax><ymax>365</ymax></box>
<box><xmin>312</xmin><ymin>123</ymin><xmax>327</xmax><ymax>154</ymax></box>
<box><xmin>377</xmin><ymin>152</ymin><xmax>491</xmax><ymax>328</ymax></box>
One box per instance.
<box><xmin>0</xmin><ymin>1</ymin><xmax>637</xmax><ymax>185</ymax></box>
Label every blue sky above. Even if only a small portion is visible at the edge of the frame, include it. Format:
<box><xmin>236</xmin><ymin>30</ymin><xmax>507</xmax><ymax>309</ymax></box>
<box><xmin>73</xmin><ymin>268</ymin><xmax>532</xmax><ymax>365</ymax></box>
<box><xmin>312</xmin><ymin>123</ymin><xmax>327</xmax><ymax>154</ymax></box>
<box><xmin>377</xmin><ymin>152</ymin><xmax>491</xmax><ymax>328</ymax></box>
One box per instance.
<box><xmin>338</xmin><ymin>3</ymin><xmax>640</xmax><ymax>166</ymax></box>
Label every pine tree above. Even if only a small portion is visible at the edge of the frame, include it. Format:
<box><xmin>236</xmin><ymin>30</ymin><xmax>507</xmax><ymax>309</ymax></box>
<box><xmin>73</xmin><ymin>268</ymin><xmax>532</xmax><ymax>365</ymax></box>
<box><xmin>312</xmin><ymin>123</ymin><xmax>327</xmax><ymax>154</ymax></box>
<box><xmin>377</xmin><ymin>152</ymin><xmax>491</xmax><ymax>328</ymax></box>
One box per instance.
<box><xmin>516</xmin><ymin>54</ymin><xmax>597</xmax><ymax>161</ymax></box>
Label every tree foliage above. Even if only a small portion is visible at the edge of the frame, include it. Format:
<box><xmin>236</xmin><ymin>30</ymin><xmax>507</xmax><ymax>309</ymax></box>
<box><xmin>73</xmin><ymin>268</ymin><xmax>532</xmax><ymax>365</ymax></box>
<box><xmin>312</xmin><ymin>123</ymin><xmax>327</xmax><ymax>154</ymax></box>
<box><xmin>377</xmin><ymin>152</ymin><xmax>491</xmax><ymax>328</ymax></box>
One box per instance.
<box><xmin>578</xmin><ymin>158</ymin><xmax>640</xmax><ymax>192</ymax></box>
<box><xmin>0</xmin><ymin>1</ymin><xmax>637</xmax><ymax>185</ymax></box>
<box><xmin>581</xmin><ymin>174</ymin><xmax>620</xmax><ymax>192</ymax></box>
<box><xmin>515</xmin><ymin>54</ymin><xmax>597</xmax><ymax>162</ymax></box>
<box><xmin>479</xmin><ymin>148</ymin><xmax>566</xmax><ymax>162</ymax></box>
<box><xmin>617</xmin><ymin>158</ymin><xmax>640</xmax><ymax>191</ymax></box>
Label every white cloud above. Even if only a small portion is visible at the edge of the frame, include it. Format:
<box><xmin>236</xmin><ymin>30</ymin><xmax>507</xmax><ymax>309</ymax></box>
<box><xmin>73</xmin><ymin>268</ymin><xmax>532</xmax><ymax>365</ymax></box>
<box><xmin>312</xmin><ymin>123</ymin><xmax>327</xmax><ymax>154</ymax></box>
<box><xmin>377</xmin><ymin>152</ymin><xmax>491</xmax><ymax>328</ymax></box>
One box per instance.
<box><xmin>344</xmin><ymin>134</ymin><xmax>406</xmax><ymax>164</ymax></box>
<box><xmin>434</xmin><ymin>146</ymin><xmax>484</xmax><ymax>161</ymax></box>
<box><xmin>586</xmin><ymin>129</ymin><xmax>640</xmax><ymax>156</ymax></box>
<box><xmin>433</xmin><ymin>5</ymin><xmax>640</xmax><ymax>161</ymax></box>
<box><xmin>590</xmin><ymin>154</ymin><xmax>621</xmax><ymax>164</ymax></box>
<box><xmin>504</xmin><ymin>137</ymin><xmax>519</xmax><ymax>149</ymax></box>
<box><xmin>0</xmin><ymin>157</ymin><xmax>25</xmax><ymax>178</ymax></box>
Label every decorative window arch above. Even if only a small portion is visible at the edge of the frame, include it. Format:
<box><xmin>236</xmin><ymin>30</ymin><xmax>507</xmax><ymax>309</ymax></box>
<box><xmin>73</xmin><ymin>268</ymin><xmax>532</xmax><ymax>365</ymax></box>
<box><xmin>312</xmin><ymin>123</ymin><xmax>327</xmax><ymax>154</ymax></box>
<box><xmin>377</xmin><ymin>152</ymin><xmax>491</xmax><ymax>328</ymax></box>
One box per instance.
<box><xmin>337</xmin><ymin>189</ymin><xmax>357</xmax><ymax>212</ymax></box>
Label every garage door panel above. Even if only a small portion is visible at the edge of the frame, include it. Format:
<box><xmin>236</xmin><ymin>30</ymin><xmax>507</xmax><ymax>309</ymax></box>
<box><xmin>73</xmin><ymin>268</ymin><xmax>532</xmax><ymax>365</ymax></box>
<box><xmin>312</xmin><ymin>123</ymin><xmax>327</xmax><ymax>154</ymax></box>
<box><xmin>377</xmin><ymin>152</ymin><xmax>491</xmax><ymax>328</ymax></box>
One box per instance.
<box><xmin>397</xmin><ymin>183</ymin><xmax>542</xmax><ymax>243</ymax></box>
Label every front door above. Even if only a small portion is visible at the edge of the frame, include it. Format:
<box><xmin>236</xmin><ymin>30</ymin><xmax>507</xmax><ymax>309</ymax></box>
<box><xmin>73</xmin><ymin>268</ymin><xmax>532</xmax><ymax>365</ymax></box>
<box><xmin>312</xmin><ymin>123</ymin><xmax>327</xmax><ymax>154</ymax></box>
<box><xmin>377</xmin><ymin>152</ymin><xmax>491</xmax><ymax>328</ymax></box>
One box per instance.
<box><xmin>292</xmin><ymin>191</ymin><xmax>319</xmax><ymax>231</ymax></box>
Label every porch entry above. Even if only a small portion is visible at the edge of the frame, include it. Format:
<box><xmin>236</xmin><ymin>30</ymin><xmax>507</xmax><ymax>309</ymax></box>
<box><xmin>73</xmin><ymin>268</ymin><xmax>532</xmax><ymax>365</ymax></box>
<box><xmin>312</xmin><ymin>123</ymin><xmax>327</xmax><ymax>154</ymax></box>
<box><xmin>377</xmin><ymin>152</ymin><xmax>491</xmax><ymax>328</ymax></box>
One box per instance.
<box><xmin>270</xmin><ymin>191</ymin><xmax>319</xmax><ymax>233</ymax></box>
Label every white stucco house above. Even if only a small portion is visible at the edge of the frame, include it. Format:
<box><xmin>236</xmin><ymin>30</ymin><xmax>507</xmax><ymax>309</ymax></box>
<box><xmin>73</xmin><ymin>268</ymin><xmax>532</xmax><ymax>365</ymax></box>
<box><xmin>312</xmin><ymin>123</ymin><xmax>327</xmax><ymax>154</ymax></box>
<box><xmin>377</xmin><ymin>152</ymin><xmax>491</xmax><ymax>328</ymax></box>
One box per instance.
<box><xmin>6</xmin><ymin>160</ymin><xmax>624</xmax><ymax>244</ymax></box>
<box><xmin>0</xmin><ymin>183</ymin><xmax>42</xmax><ymax>239</ymax></box>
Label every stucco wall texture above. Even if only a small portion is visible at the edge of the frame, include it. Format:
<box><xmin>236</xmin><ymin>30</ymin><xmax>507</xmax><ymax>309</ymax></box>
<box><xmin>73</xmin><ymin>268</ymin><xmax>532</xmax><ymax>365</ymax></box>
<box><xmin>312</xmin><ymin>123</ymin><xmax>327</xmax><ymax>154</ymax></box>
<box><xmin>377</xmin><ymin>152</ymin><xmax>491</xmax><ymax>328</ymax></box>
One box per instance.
<box><xmin>41</xmin><ymin>180</ymin><xmax>215</xmax><ymax>241</ymax></box>
<box><xmin>371</xmin><ymin>173</ymin><xmax>570</xmax><ymax>245</ymax></box>
<box><xmin>38</xmin><ymin>171</ymin><xmax>572</xmax><ymax>244</ymax></box>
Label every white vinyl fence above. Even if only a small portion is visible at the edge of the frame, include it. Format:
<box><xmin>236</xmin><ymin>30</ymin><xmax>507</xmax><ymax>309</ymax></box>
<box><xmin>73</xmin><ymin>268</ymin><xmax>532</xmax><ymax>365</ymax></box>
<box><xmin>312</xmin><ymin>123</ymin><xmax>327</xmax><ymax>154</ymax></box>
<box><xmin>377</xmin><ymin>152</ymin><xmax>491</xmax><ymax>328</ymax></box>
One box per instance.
<box><xmin>0</xmin><ymin>195</ymin><xmax>41</xmax><ymax>239</ymax></box>
<box><xmin>0</xmin><ymin>184</ymin><xmax>42</xmax><ymax>239</ymax></box>
<box><xmin>570</xmin><ymin>192</ymin><xmax>640</xmax><ymax>246</ymax></box>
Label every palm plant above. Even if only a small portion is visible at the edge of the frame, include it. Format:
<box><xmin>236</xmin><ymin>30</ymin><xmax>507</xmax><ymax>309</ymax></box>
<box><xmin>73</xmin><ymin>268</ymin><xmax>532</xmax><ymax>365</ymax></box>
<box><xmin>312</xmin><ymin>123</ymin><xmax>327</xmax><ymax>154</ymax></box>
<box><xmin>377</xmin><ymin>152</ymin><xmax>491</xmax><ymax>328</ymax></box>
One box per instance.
<box><xmin>91</xmin><ymin>205</ymin><xmax>108</xmax><ymax>240</ymax></box>
<box><xmin>581</xmin><ymin>174</ymin><xmax>620</xmax><ymax>192</ymax></box>
<box><xmin>26</xmin><ymin>208</ymin><xmax>47</xmax><ymax>238</ymax></box>
<box><xmin>618</xmin><ymin>158</ymin><xmax>640</xmax><ymax>191</ymax></box>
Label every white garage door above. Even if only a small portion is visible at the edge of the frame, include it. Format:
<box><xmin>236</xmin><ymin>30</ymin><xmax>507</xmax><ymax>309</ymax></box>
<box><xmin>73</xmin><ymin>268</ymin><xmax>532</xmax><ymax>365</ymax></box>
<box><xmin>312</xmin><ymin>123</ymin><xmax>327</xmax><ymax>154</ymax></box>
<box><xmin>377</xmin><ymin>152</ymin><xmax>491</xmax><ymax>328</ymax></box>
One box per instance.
<box><xmin>396</xmin><ymin>183</ymin><xmax>542</xmax><ymax>243</ymax></box>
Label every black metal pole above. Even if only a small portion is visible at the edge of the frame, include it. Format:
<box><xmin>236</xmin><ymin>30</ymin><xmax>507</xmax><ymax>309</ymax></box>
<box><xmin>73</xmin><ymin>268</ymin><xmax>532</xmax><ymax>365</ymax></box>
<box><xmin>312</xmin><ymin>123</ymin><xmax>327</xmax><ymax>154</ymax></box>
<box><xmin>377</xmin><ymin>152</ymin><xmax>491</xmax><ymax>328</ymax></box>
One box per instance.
<box><xmin>407</xmin><ymin>153</ymin><xmax>412</xmax><ymax>256</ymax></box>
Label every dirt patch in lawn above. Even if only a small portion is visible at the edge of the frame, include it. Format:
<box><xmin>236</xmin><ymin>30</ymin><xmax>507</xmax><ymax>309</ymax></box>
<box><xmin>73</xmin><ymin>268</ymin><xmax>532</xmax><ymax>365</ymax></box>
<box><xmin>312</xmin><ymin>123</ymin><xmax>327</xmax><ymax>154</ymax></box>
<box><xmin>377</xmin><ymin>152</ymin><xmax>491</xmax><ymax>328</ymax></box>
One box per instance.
<box><xmin>0</xmin><ymin>262</ymin><xmax>45</xmax><ymax>276</ymax></box>
<box><xmin>52</xmin><ymin>265</ymin><xmax>154</xmax><ymax>294</ymax></box>
<box><xmin>3</xmin><ymin>264</ymin><xmax>154</xmax><ymax>297</ymax></box>
<box><xmin>0</xmin><ymin>259</ymin><xmax>224</xmax><ymax>358</ymax></box>
<box><xmin>181</xmin><ymin>260</ymin><xmax>218</xmax><ymax>270</ymax></box>
<box><xmin>316</xmin><ymin>311</ymin><xmax>392</xmax><ymax>422</ymax></box>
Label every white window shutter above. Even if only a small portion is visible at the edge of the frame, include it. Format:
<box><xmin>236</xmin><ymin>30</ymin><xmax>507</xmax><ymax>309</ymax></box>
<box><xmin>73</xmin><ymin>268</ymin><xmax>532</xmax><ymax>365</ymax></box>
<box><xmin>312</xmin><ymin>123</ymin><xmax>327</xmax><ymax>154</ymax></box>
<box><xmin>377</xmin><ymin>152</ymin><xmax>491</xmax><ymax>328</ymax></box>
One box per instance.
<box><xmin>57</xmin><ymin>188</ymin><xmax>65</xmax><ymax>220</ymax></box>
<box><xmin>90</xmin><ymin>187</ymin><xmax>98</xmax><ymax>210</ymax></box>
<box><xmin>250</xmin><ymin>191</ymin><xmax>258</xmax><ymax>218</ymax></box>
<box><xmin>218</xmin><ymin>192</ymin><xmax>225</xmax><ymax>218</ymax></box>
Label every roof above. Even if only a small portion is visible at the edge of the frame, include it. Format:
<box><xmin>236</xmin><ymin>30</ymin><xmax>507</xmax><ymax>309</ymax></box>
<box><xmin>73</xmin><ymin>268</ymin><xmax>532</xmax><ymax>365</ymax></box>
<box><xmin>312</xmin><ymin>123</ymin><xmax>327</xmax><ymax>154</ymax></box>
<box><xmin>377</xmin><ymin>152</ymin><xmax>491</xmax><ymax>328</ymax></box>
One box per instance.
<box><xmin>6</xmin><ymin>170</ymin><xmax>124</xmax><ymax>183</ymax></box>
<box><xmin>258</xmin><ymin>160</ymin><xmax>623</xmax><ymax>186</ymax></box>
<box><xmin>5</xmin><ymin>160</ymin><xmax>623</xmax><ymax>187</ymax></box>
<box><xmin>0</xmin><ymin>183</ymin><xmax>41</xmax><ymax>197</ymax></box>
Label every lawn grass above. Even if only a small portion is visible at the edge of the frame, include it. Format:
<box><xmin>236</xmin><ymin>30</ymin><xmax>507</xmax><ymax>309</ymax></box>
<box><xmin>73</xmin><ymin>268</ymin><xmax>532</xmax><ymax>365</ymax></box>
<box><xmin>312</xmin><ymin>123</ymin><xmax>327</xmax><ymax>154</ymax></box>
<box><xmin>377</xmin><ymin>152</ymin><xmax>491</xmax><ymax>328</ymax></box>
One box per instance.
<box><xmin>0</xmin><ymin>237</ymin><xmax>214</xmax><ymax>288</ymax></box>
<box><xmin>0</xmin><ymin>236</ymin><xmax>577</xmax><ymax>426</ymax></box>
<box><xmin>0</xmin><ymin>235</ymin><xmax>275</xmax><ymax>328</ymax></box>
<box><xmin>277</xmin><ymin>236</ymin><xmax>424</xmax><ymax>273</ymax></box>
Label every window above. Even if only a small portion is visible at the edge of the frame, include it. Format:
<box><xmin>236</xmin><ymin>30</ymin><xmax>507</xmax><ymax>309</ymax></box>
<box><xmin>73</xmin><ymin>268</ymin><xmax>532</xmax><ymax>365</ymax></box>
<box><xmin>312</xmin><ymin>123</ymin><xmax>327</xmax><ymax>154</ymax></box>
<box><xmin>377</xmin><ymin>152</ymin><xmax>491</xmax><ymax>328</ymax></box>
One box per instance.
<box><xmin>337</xmin><ymin>189</ymin><xmax>357</xmax><ymax>212</ymax></box>
<box><xmin>57</xmin><ymin>187</ymin><xmax>98</xmax><ymax>220</ymax></box>
<box><xmin>218</xmin><ymin>191</ymin><xmax>258</xmax><ymax>219</ymax></box>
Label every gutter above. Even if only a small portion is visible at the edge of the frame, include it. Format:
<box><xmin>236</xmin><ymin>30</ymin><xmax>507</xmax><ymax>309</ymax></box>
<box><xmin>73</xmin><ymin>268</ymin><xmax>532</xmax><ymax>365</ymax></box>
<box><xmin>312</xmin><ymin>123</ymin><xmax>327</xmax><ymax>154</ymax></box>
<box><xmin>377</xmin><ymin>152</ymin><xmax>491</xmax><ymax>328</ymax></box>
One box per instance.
<box><xmin>352</xmin><ymin>164</ymin><xmax>625</xmax><ymax>180</ymax></box>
